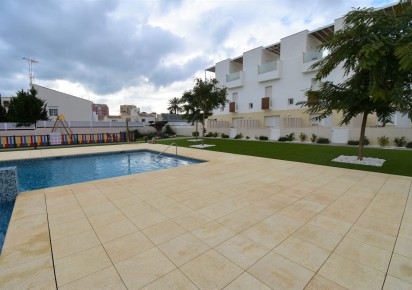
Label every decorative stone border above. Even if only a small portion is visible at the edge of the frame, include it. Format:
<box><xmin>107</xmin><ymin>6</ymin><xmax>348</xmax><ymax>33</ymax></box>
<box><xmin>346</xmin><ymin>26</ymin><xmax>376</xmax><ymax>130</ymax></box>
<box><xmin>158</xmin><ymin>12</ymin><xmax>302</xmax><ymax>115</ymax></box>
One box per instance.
<box><xmin>0</xmin><ymin>167</ymin><xmax>18</xmax><ymax>202</ymax></box>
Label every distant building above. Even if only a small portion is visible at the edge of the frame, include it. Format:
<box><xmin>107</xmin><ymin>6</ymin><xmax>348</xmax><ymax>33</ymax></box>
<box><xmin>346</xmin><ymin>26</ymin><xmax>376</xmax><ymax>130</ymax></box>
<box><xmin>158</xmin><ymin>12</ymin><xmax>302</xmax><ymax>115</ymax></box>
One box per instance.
<box><xmin>33</xmin><ymin>84</ymin><xmax>93</xmax><ymax>121</ymax></box>
<box><xmin>120</xmin><ymin>105</ymin><xmax>139</xmax><ymax>117</ymax></box>
<box><xmin>92</xmin><ymin>104</ymin><xmax>110</xmax><ymax>120</ymax></box>
<box><xmin>0</xmin><ymin>97</ymin><xmax>11</xmax><ymax>112</ymax></box>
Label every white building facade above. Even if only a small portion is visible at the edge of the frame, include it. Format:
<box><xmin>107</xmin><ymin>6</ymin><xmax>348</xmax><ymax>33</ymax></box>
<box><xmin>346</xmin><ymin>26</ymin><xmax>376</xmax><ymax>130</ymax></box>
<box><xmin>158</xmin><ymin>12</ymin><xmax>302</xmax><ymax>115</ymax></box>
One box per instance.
<box><xmin>206</xmin><ymin>4</ymin><xmax>411</xmax><ymax>142</ymax></box>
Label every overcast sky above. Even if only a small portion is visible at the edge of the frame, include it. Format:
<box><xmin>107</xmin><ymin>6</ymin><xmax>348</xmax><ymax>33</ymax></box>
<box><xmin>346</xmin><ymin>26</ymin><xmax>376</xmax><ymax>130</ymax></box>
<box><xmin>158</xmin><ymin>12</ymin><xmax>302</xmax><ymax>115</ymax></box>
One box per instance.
<box><xmin>0</xmin><ymin>0</ymin><xmax>394</xmax><ymax>115</ymax></box>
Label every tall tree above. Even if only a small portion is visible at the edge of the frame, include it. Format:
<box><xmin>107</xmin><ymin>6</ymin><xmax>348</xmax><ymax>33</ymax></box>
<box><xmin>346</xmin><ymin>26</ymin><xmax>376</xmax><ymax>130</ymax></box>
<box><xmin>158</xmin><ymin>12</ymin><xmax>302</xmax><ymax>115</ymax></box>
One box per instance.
<box><xmin>7</xmin><ymin>86</ymin><xmax>48</xmax><ymax>126</ymax></box>
<box><xmin>180</xmin><ymin>78</ymin><xmax>228</xmax><ymax>145</ymax></box>
<box><xmin>298</xmin><ymin>3</ymin><xmax>412</xmax><ymax>160</ymax></box>
<box><xmin>167</xmin><ymin>97</ymin><xmax>183</xmax><ymax>114</ymax></box>
<box><xmin>0</xmin><ymin>104</ymin><xmax>6</xmax><ymax>122</ymax></box>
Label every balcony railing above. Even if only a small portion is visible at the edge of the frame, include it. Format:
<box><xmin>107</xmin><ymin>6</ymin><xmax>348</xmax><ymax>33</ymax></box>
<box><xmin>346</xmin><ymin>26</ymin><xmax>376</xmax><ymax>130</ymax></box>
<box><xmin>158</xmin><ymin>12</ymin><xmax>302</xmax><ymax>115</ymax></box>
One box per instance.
<box><xmin>226</xmin><ymin>71</ymin><xmax>241</xmax><ymax>82</ymax></box>
<box><xmin>303</xmin><ymin>49</ymin><xmax>325</xmax><ymax>63</ymax></box>
<box><xmin>258</xmin><ymin>61</ymin><xmax>278</xmax><ymax>74</ymax></box>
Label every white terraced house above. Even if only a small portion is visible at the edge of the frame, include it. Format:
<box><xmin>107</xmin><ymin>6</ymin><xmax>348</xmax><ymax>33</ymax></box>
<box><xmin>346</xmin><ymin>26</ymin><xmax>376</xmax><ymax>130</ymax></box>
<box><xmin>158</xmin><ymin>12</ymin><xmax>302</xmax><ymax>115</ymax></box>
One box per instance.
<box><xmin>205</xmin><ymin>2</ymin><xmax>412</xmax><ymax>144</ymax></box>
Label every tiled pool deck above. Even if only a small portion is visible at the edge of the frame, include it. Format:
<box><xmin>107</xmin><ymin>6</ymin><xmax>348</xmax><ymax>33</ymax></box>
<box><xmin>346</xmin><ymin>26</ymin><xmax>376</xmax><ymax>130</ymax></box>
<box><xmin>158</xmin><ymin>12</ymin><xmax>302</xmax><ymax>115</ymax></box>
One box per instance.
<box><xmin>0</xmin><ymin>144</ymin><xmax>411</xmax><ymax>289</ymax></box>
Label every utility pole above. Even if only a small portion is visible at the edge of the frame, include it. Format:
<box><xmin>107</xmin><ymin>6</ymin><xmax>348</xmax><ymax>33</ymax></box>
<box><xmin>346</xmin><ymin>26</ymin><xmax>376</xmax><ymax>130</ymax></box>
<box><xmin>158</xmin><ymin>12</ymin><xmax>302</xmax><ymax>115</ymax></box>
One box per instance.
<box><xmin>22</xmin><ymin>57</ymin><xmax>38</xmax><ymax>86</ymax></box>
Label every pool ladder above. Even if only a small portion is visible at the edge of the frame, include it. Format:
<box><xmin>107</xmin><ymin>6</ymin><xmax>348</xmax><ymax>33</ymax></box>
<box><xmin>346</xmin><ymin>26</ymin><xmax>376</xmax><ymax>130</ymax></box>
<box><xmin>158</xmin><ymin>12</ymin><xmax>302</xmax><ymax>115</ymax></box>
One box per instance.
<box><xmin>157</xmin><ymin>142</ymin><xmax>178</xmax><ymax>157</ymax></box>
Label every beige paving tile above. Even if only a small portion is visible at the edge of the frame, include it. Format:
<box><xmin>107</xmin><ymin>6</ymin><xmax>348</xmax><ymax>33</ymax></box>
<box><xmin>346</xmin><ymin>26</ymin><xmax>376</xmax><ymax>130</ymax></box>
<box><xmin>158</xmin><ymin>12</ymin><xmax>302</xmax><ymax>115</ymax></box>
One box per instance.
<box><xmin>249</xmin><ymin>251</ymin><xmax>314</xmax><ymax>290</ymax></box>
<box><xmin>321</xmin><ymin>205</ymin><xmax>361</xmax><ymax>224</ymax></box>
<box><xmin>217</xmin><ymin>212</ymin><xmax>257</xmax><ymax>232</ymax></box>
<box><xmin>293</xmin><ymin>224</ymin><xmax>343</xmax><ymax>251</ymax></box>
<box><xmin>198</xmin><ymin>203</ymin><xmax>234</xmax><ymax>220</ymax></box>
<box><xmin>356</xmin><ymin>214</ymin><xmax>400</xmax><ymax>237</ymax></box>
<box><xmin>52</xmin><ymin>229</ymin><xmax>101</xmax><ymax>260</ymax></box>
<box><xmin>128</xmin><ymin>210</ymin><xmax>168</xmax><ymax>229</ymax></box>
<box><xmin>146</xmin><ymin>195</ymin><xmax>177</xmax><ymax>209</ymax></box>
<box><xmin>103</xmin><ymin>231</ymin><xmax>154</xmax><ymax>264</ymax></box>
<box><xmin>394</xmin><ymin>237</ymin><xmax>412</xmax><ymax>259</ymax></box>
<box><xmin>309</xmin><ymin>214</ymin><xmax>351</xmax><ymax>236</ymax></box>
<box><xmin>141</xmin><ymin>269</ymin><xmax>198</xmax><ymax>290</ymax></box>
<box><xmin>94</xmin><ymin>218</ymin><xmax>138</xmax><ymax>243</ymax></box>
<box><xmin>242</xmin><ymin>221</ymin><xmax>289</xmax><ymax>249</ymax></box>
<box><xmin>158</xmin><ymin>232</ymin><xmax>210</xmax><ymax>266</ymax></box>
<box><xmin>278</xmin><ymin>204</ymin><xmax>318</xmax><ymax>223</ymax></box>
<box><xmin>383</xmin><ymin>275</ymin><xmax>412</xmax><ymax>290</ymax></box>
<box><xmin>172</xmin><ymin>211</ymin><xmax>212</xmax><ymax>231</ymax></box>
<box><xmin>0</xmin><ymin>254</ymin><xmax>54</xmax><ymax>289</ymax></box>
<box><xmin>120</xmin><ymin>201</ymin><xmax>154</xmax><ymax>218</ymax></box>
<box><xmin>192</xmin><ymin>221</ymin><xmax>236</xmax><ymax>247</ymax></box>
<box><xmin>399</xmin><ymin>223</ymin><xmax>412</xmax><ymax>240</ymax></box>
<box><xmin>110</xmin><ymin>195</ymin><xmax>142</xmax><ymax>208</ymax></box>
<box><xmin>88</xmin><ymin>209</ymin><xmax>126</xmax><ymax>229</ymax></box>
<box><xmin>223</xmin><ymin>272</ymin><xmax>271</xmax><ymax>290</ymax></box>
<box><xmin>219</xmin><ymin>197</ymin><xmax>250</xmax><ymax>211</ymax></box>
<box><xmin>82</xmin><ymin>201</ymin><xmax>118</xmax><ymax>217</ymax></box>
<box><xmin>54</xmin><ymin>245</ymin><xmax>112</xmax><ymax>287</ymax></box>
<box><xmin>388</xmin><ymin>253</ymin><xmax>412</xmax><ymax>284</ymax></box>
<box><xmin>304</xmin><ymin>274</ymin><xmax>347</xmax><ymax>290</ymax></box>
<box><xmin>262</xmin><ymin>213</ymin><xmax>304</xmax><ymax>234</ymax></box>
<box><xmin>47</xmin><ymin>208</ymin><xmax>86</xmax><ymax>226</ymax></box>
<box><xmin>274</xmin><ymin>236</ymin><xmax>330</xmax><ymax>272</ymax></box>
<box><xmin>319</xmin><ymin>253</ymin><xmax>385</xmax><ymax>290</ymax></box>
<box><xmin>158</xmin><ymin>203</ymin><xmax>194</xmax><ymax>219</ymax></box>
<box><xmin>182</xmin><ymin>196</ymin><xmax>215</xmax><ymax>210</ymax></box>
<box><xmin>216</xmin><ymin>234</ymin><xmax>269</xmax><ymax>269</ymax></box>
<box><xmin>142</xmin><ymin>219</ymin><xmax>187</xmax><ymax>245</ymax></box>
<box><xmin>335</xmin><ymin>237</ymin><xmax>392</xmax><ymax>272</ymax></box>
<box><xmin>346</xmin><ymin>224</ymin><xmax>396</xmax><ymax>251</ymax></box>
<box><xmin>115</xmin><ymin>247</ymin><xmax>176</xmax><ymax>289</ymax></box>
<box><xmin>180</xmin><ymin>249</ymin><xmax>243</xmax><ymax>290</ymax></box>
<box><xmin>49</xmin><ymin>218</ymin><xmax>93</xmax><ymax>241</ymax></box>
<box><xmin>59</xmin><ymin>266</ymin><xmax>126</xmax><ymax>290</ymax></box>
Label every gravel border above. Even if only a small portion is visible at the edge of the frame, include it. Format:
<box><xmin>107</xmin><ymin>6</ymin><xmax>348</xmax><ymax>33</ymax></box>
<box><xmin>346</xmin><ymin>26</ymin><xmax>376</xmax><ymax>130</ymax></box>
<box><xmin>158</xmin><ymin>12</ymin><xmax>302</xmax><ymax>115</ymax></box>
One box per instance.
<box><xmin>332</xmin><ymin>155</ymin><xmax>386</xmax><ymax>167</ymax></box>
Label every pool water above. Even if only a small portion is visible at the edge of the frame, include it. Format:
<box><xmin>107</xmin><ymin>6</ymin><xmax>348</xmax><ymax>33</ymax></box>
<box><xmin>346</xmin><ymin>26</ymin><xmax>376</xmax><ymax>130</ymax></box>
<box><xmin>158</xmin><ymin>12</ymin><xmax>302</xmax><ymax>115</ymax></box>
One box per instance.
<box><xmin>0</xmin><ymin>150</ymin><xmax>203</xmax><ymax>254</ymax></box>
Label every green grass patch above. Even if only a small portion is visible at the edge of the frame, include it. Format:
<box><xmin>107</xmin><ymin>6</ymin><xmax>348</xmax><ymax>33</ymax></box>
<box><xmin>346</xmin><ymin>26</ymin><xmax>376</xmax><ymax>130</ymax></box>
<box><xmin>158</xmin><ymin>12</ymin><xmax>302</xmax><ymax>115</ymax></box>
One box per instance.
<box><xmin>157</xmin><ymin>138</ymin><xmax>412</xmax><ymax>177</ymax></box>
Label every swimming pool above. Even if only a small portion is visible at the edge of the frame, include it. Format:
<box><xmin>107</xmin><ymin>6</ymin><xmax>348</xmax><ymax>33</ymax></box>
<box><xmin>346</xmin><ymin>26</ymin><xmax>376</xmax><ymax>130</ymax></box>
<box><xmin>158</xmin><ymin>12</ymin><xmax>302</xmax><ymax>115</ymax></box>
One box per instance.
<box><xmin>0</xmin><ymin>149</ymin><xmax>204</xmax><ymax>254</ymax></box>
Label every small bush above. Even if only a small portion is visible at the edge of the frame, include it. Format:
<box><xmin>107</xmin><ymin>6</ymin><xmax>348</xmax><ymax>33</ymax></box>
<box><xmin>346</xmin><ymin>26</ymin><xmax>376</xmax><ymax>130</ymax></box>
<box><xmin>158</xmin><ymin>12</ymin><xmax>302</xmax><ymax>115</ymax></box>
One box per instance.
<box><xmin>212</xmin><ymin>132</ymin><xmax>219</xmax><ymax>137</ymax></box>
<box><xmin>316</xmin><ymin>137</ymin><xmax>330</xmax><ymax>144</ymax></box>
<box><xmin>234</xmin><ymin>133</ymin><xmax>243</xmax><ymax>139</ymax></box>
<box><xmin>164</xmin><ymin>125</ymin><xmax>175</xmax><ymax>136</ymax></box>
<box><xmin>278</xmin><ymin>136</ymin><xmax>288</xmax><ymax>142</ymax></box>
<box><xmin>286</xmin><ymin>133</ymin><xmax>295</xmax><ymax>141</ymax></box>
<box><xmin>221</xmin><ymin>133</ymin><xmax>229</xmax><ymax>138</ymax></box>
<box><xmin>205</xmin><ymin>132</ymin><xmax>213</xmax><ymax>137</ymax></box>
<box><xmin>347</xmin><ymin>140</ymin><xmax>359</xmax><ymax>146</ymax></box>
<box><xmin>311</xmin><ymin>134</ymin><xmax>317</xmax><ymax>143</ymax></box>
<box><xmin>192</xmin><ymin>131</ymin><xmax>199</xmax><ymax>137</ymax></box>
<box><xmin>299</xmin><ymin>132</ymin><xmax>307</xmax><ymax>142</ymax></box>
<box><xmin>406</xmin><ymin>141</ymin><xmax>412</xmax><ymax>148</ymax></box>
<box><xmin>259</xmin><ymin>136</ymin><xmax>268</xmax><ymax>140</ymax></box>
<box><xmin>394</xmin><ymin>136</ymin><xmax>407</xmax><ymax>147</ymax></box>
<box><xmin>245</xmin><ymin>136</ymin><xmax>250</xmax><ymax>140</ymax></box>
<box><xmin>378</xmin><ymin>135</ymin><xmax>389</xmax><ymax>147</ymax></box>
<box><xmin>363</xmin><ymin>137</ymin><xmax>370</xmax><ymax>146</ymax></box>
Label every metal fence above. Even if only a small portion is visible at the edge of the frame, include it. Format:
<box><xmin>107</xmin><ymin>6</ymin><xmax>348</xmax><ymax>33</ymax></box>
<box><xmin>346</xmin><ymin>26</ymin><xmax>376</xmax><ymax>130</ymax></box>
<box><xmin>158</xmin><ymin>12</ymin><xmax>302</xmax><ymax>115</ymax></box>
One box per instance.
<box><xmin>0</xmin><ymin>132</ymin><xmax>135</xmax><ymax>149</ymax></box>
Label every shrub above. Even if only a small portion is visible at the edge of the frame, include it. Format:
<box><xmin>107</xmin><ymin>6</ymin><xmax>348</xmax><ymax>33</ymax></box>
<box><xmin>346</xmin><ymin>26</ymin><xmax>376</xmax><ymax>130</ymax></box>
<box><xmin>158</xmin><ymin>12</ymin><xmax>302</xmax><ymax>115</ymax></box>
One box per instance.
<box><xmin>311</xmin><ymin>134</ymin><xmax>317</xmax><ymax>143</ymax></box>
<box><xmin>347</xmin><ymin>137</ymin><xmax>369</xmax><ymax>146</ymax></box>
<box><xmin>347</xmin><ymin>140</ymin><xmax>359</xmax><ymax>146</ymax></box>
<box><xmin>259</xmin><ymin>136</ymin><xmax>268</xmax><ymax>140</ymax></box>
<box><xmin>192</xmin><ymin>131</ymin><xmax>199</xmax><ymax>137</ymax></box>
<box><xmin>221</xmin><ymin>133</ymin><xmax>229</xmax><ymax>138</ymax></box>
<box><xmin>212</xmin><ymin>132</ymin><xmax>219</xmax><ymax>137</ymax></box>
<box><xmin>205</xmin><ymin>132</ymin><xmax>213</xmax><ymax>137</ymax></box>
<box><xmin>394</xmin><ymin>136</ymin><xmax>407</xmax><ymax>147</ymax></box>
<box><xmin>378</xmin><ymin>135</ymin><xmax>389</xmax><ymax>147</ymax></box>
<box><xmin>234</xmin><ymin>133</ymin><xmax>243</xmax><ymax>139</ymax></box>
<box><xmin>286</xmin><ymin>133</ymin><xmax>295</xmax><ymax>141</ymax></box>
<box><xmin>164</xmin><ymin>125</ymin><xmax>175</xmax><ymax>136</ymax></box>
<box><xmin>316</xmin><ymin>137</ymin><xmax>330</xmax><ymax>144</ymax></box>
<box><xmin>299</xmin><ymin>132</ymin><xmax>307</xmax><ymax>142</ymax></box>
<box><xmin>245</xmin><ymin>136</ymin><xmax>250</xmax><ymax>140</ymax></box>
<box><xmin>406</xmin><ymin>141</ymin><xmax>412</xmax><ymax>148</ymax></box>
<box><xmin>278</xmin><ymin>136</ymin><xmax>288</xmax><ymax>142</ymax></box>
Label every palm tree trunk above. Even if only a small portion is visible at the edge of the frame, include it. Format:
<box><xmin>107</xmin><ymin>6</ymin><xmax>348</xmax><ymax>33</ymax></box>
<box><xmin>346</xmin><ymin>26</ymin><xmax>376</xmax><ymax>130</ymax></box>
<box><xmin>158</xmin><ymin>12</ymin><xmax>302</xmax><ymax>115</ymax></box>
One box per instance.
<box><xmin>357</xmin><ymin>112</ymin><xmax>368</xmax><ymax>160</ymax></box>
<box><xmin>202</xmin><ymin>111</ymin><xmax>205</xmax><ymax>146</ymax></box>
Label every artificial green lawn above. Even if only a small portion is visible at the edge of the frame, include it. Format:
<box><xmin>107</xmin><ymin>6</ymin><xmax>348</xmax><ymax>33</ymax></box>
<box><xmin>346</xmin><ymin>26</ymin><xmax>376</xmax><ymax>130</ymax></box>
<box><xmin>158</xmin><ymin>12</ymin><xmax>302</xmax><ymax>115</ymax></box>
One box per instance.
<box><xmin>158</xmin><ymin>138</ymin><xmax>412</xmax><ymax>177</ymax></box>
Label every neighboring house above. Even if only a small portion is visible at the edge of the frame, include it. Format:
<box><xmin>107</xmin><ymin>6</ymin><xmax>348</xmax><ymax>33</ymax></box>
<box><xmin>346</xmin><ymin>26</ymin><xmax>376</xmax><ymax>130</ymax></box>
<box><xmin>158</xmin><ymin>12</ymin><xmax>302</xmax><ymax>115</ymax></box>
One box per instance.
<box><xmin>103</xmin><ymin>115</ymin><xmax>123</xmax><ymax>122</ymax></box>
<box><xmin>92</xmin><ymin>104</ymin><xmax>110</xmax><ymax>120</ymax></box>
<box><xmin>33</xmin><ymin>84</ymin><xmax>93</xmax><ymax>121</ymax></box>
<box><xmin>137</xmin><ymin>112</ymin><xmax>156</xmax><ymax>125</ymax></box>
<box><xmin>0</xmin><ymin>97</ymin><xmax>11</xmax><ymax>112</ymax></box>
<box><xmin>206</xmin><ymin>3</ymin><xmax>411</xmax><ymax>136</ymax></box>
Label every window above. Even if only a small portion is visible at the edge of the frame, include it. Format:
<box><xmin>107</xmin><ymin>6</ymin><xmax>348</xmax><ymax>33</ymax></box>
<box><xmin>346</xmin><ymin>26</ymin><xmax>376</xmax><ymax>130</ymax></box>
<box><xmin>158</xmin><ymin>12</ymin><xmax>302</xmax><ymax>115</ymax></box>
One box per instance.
<box><xmin>232</xmin><ymin>92</ymin><xmax>238</xmax><ymax>102</ymax></box>
<box><xmin>142</xmin><ymin>118</ymin><xmax>146</xmax><ymax>122</ymax></box>
<box><xmin>49</xmin><ymin>106</ymin><xmax>58</xmax><ymax>116</ymax></box>
<box><xmin>265</xmin><ymin>86</ymin><xmax>272</xmax><ymax>98</ymax></box>
<box><xmin>288</xmin><ymin>98</ymin><xmax>294</xmax><ymax>105</ymax></box>
<box><xmin>249</xmin><ymin>103</ymin><xmax>253</xmax><ymax>109</ymax></box>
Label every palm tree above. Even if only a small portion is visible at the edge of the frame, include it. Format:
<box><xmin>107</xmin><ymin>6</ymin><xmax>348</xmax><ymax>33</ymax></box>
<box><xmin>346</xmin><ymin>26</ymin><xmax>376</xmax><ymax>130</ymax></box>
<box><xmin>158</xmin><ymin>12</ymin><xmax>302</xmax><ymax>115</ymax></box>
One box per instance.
<box><xmin>167</xmin><ymin>97</ymin><xmax>182</xmax><ymax>114</ymax></box>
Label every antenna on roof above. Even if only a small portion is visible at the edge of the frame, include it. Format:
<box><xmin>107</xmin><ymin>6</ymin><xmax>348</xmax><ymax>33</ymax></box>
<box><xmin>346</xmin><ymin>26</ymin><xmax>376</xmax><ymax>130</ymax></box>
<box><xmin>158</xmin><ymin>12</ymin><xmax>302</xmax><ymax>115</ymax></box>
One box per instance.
<box><xmin>22</xmin><ymin>57</ymin><xmax>39</xmax><ymax>86</ymax></box>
